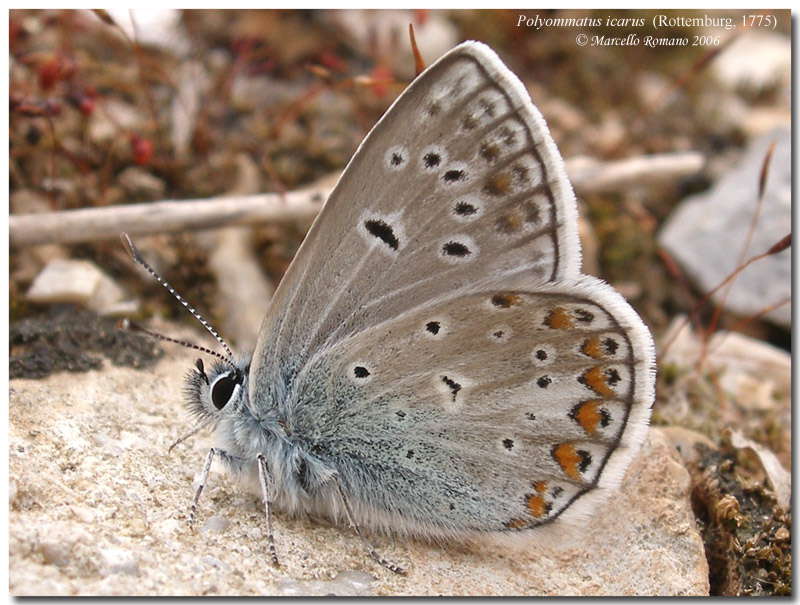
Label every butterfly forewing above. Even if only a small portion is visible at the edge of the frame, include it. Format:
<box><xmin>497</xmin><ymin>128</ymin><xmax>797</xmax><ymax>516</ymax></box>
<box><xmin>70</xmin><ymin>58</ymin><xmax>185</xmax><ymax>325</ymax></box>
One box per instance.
<box><xmin>251</xmin><ymin>43</ymin><xmax>581</xmax><ymax>397</ymax></box>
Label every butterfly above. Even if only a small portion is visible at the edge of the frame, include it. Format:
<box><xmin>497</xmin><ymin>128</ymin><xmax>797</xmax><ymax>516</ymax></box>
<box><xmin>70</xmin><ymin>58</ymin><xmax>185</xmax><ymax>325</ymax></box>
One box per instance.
<box><xmin>124</xmin><ymin>40</ymin><xmax>655</xmax><ymax>575</ymax></box>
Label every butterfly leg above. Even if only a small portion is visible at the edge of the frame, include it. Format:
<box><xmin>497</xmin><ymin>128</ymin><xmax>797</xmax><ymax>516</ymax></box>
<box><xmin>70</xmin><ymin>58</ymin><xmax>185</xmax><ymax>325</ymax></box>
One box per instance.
<box><xmin>335</xmin><ymin>478</ymin><xmax>407</xmax><ymax>575</ymax></box>
<box><xmin>257</xmin><ymin>453</ymin><xmax>280</xmax><ymax>567</ymax></box>
<box><xmin>189</xmin><ymin>446</ymin><xmax>222</xmax><ymax>529</ymax></box>
<box><xmin>188</xmin><ymin>447</ymin><xmax>247</xmax><ymax>528</ymax></box>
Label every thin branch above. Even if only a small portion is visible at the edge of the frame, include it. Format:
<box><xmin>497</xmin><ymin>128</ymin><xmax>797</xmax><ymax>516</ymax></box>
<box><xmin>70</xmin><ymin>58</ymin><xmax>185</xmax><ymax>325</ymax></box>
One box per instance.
<box><xmin>10</xmin><ymin>152</ymin><xmax>704</xmax><ymax>248</ymax></box>
<box><xmin>10</xmin><ymin>181</ymin><xmax>331</xmax><ymax>248</ymax></box>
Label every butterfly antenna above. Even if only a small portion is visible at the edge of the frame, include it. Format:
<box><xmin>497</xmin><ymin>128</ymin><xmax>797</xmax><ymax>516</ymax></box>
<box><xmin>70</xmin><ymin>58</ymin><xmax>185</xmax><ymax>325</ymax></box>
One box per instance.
<box><xmin>118</xmin><ymin>318</ymin><xmax>232</xmax><ymax>365</ymax></box>
<box><xmin>120</xmin><ymin>233</ymin><xmax>235</xmax><ymax>362</ymax></box>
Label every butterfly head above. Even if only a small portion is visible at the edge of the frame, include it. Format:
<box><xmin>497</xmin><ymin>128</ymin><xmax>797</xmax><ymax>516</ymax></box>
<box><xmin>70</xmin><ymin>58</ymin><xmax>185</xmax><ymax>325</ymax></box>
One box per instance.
<box><xmin>119</xmin><ymin>234</ymin><xmax>256</xmax><ymax>428</ymax></box>
<box><xmin>185</xmin><ymin>356</ymin><xmax>251</xmax><ymax>422</ymax></box>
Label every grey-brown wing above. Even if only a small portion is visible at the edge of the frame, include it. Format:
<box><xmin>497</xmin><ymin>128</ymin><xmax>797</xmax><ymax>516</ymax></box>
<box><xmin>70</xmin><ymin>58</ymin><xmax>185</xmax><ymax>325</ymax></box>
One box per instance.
<box><xmin>285</xmin><ymin>277</ymin><xmax>654</xmax><ymax>536</ymax></box>
<box><xmin>250</xmin><ymin>42</ymin><xmax>581</xmax><ymax>401</ymax></box>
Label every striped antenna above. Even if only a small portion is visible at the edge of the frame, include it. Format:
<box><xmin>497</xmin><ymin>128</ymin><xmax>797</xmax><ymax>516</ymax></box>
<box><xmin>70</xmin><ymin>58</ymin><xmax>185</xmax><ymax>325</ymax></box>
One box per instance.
<box><xmin>117</xmin><ymin>318</ymin><xmax>231</xmax><ymax>365</ymax></box>
<box><xmin>120</xmin><ymin>233</ymin><xmax>235</xmax><ymax>362</ymax></box>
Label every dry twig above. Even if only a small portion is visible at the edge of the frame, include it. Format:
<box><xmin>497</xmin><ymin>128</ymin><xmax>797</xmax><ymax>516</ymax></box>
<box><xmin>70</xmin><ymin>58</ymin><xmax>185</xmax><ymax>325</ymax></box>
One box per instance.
<box><xmin>10</xmin><ymin>152</ymin><xmax>704</xmax><ymax>247</ymax></box>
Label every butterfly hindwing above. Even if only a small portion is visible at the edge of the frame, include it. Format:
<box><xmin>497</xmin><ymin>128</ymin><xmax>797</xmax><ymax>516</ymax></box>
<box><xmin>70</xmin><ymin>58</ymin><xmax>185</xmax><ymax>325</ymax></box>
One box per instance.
<box><xmin>287</xmin><ymin>276</ymin><xmax>653</xmax><ymax>535</ymax></box>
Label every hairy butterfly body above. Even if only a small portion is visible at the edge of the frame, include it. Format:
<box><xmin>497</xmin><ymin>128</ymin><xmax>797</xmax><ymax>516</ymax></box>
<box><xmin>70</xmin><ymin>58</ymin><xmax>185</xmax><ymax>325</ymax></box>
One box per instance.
<box><xmin>130</xmin><ymin>41</ymin><xmax>655</xmax><ymax>573</ymax></box>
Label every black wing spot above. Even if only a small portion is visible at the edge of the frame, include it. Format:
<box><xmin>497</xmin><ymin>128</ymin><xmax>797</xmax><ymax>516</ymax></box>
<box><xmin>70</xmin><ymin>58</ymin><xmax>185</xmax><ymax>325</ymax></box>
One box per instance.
<box><xmin>606</xmin><ymin>368</ymin><xmax>621</xmax><ymax>386</ymax></box>
<box><xmin>390</xmin><ymin>152</ymin><xmax>404</xmax><ymax>166</ymax></box>
<box><xmin>426</xmin><ymin>321</ymin><xmax>441</xmax><ymax>335</ymax></box>
<box><xmin>364</xmin><ymin>219</ymin><xmax>399</xmax><ymax>250</ymax></box>
<box><xmin>454</xmin><ymin>201</ymin><xmax>477</xmax><ymax>216</ymax></box>
<box><xmin>535</xmin><ymin>349</ymin><xmax>548</xmax><ymax>361</ymax></box>
<box><xmin>578</xmin><ymin>450</ymin><xmax>593</xmax><ymax>473</ymax></box>
<box><xmin>353</xmin><ymin>366</ymin><xmax>371</xmax><ymax>378</ymax></box>
<box><xmin>574</xmin><ymin>309</ymin><xmax>594</xmax><ymax>323</ymax></box>
<box><xmin>512</xmin><ymin>163</ymin><xmax>530</xmax><ymax>184</ymax></box>
<box><xmin>441</xmin><ymin>375</ymin><xmax>461</xmax><ymax>401</ymax></box>
<box><xmin>423</xmin><ymin>152</ymin><xmax>441</xmax><ymax>168</ymax></box>
<box><xmin>406</xmin><ymin>450</ymin><xmax>415</xmax><ymax>459</ymax></box>
<box><xmin>603</xmin><ymin>338</ymin><xmax>619</xmax><ymax>355</ymax></box>
<box><xmin>442</xmin><ymin>241</ymin><xmax>470</xmax><ymax>257</ymax></box>
<box><xmin>502</xmin><ymin>438</ymin><xmax>514</xmax><ymax>451</ymax></box>
<box><xmin>443</xmin><ymin>169</ymin><xmax>466</xmax><ymax>183</ymax></box>
<box><xmin>500</xmin><ymin>127</ymin><xmax>517</xmax><ymax>148</ymax></box>
<box><xmin>461</xmin><ymin>114</ymin><xmax>478</xmax><ymax>130</ymax></box>
<box><xmin>537</xmin><ymin>376</ymin><xmax>552</xmax><ymax>389</ymax></box>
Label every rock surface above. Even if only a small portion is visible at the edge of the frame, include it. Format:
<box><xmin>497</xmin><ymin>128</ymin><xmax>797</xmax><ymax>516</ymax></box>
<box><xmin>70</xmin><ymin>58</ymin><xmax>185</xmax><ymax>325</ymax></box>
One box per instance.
<box><xmin>9</xmin><ymin>344</ymin><xmax>709</xmax><ymax>596</ymax></box>
<box><xmin>712</xmin><ymin>30</ymin><xmax>791</xmax><ymax>93</ymax></box>
<box><xmin>658</xmin><ymin>318</ymin><xmax>791</xmax><ymax>470</ymax></box>
<box><xmin>25</xmin><ymin>259</ymin><xmax>130</xmax><ymax>316</ymax></box>
<box><xmin>658</xmin><ymin>127</ymin><xmax>791</xmax><ymax>329</ymax></box>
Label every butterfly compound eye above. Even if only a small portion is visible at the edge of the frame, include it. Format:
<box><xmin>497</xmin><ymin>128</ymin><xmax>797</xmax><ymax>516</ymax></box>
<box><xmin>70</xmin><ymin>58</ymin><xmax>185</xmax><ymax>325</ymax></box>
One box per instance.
<box><xmin>211</xmin><ymin>373</ymin><xmax>238</xmax><ymax>410</ymax></box>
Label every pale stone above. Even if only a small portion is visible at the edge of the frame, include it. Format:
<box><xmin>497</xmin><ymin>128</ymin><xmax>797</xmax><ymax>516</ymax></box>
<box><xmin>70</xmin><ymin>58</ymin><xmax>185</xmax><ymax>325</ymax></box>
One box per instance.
<box><xmin>202</xmin><ymin>515</ymin><xmax>231</xmax><ymax>534</ymax></box>
<box><xmin>117</xmin><ymin>167</ymin><xmax>166</xmax><ymax>200</ymax></box>
<box><xmin>713</xmin><ymin>31</ymin><xmax>791</xmax><ymax>92</ymax></box>
<box><xmin>26</xmin><ymin>258</ymin><xmax>127</xmax><ymax>314</ymax></box>
<box><xmin>658</xmin><ymin>127</ymin><xmax>791</xmax><ymax>329</ymax></box>
<box><xmin>659</xmin><ymin>318</ymin><xmax>791</xmax><ymax>469</ymax></box>
<box><xmin>9</xmin><ymin>343</ymin><xmax>709</xmax><ymax>596</ymax></box>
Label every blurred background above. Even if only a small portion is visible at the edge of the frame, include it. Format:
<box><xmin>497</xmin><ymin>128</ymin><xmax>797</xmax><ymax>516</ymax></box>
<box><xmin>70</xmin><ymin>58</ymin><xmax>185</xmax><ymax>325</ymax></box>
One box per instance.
<box><xmin>9</xmin><ymin>9</ymin><xmax>792</xmax><ymax>370</ymax></box>
<box><xmin>7</xmin><ymin>9</ymin><xmax>792</xmax><ymax>596</ymax></box>
<box><xmin>9</xmin><ymin>9</ymin><xmax>791</xmax><ymax>336</ymax></box>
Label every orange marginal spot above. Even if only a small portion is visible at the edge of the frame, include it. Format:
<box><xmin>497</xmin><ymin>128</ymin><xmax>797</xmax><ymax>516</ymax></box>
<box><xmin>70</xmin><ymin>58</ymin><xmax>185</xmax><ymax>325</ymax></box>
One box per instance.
<box><xmin>484</xmin><ymin>172</ymin><xmax>512</xmax><ymax>196</ymax></box>
<box><xmin>581</xmin><ymin>337</ymin><xmax>604</xmax><ymax>359</ymax></box>
<box><xmin>527</xmin><ymin>493</ymin><xmax>548</xmax><ymax>518</ymax></box>
<box><xmin>580</xmin><ymin>366</ymin><xmax>615</xmax><ymax>397</ymax></box>
<box><xmin>491</xmin><ymin>293</ymin><xmax>521</xmax><ymax>308</ymax></box>
<box><xmin>533</xmin><ymin>480</ymin><xmax>548</xmax><ymax>494</ymax></box>
<box><xmin>496</xmin><ymin>210</ymin><xmax>524</xmax><ymax>233</ymax></box>
<box><xmin>552</xmin><ymin>443</ymin><xmax>583</xmax><ymax>480</ymax></box>
<box><xmin>571</xmin><ymin>400</ymin><xmax>604</xmax><ymax>435</ymax></box>
<box><xmin>544</xmin><ymin>307</ymin><xmax>574</xmax><ymax>330</ymax></box>
<box><xmin>504</xmin><ymin>518</ymin><xmax>528</xmax><ymax>530</ymax></box>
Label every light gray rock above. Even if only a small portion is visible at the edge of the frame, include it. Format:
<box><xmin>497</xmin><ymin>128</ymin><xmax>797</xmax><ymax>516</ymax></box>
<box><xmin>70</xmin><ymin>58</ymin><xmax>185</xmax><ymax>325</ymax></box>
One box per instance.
<box><xmin>712</xmin><ymin>30</ymin><xmax>791</xmax><ymax>93</ymax></box>
<box><xmin>9</xmin><ymin>344</ymin><xmax>709</xmax><ymax>596</ymax></box>
<box><xmin>88</xmin><ymin>99</ymin><xmax>144</xmax><ymax>145</ymax></box>
<box><xmin>101</xmin><ymin>9</ymin><xmax>190</xmax><ymax>56</ymax></box>
<box><xmin>277</xmin><ymin>570</ymin><xmax>373</xmax><ymax>596</ymax></box>
<box><xmin>25</xmin><ymin>258</ymin><xmax>129</xmax><ymax>315</ymax></box>
<box><xmin>659</xmin><ymin>317</ymin><xmax>791</xmax><ymax>470</ymax></box>
<box><xmin>659</xmin><ymin>126</ymin><xmax>790</xmax><ymax>329</ymax></box>
<box><xmin>117</xmin><ymin>167</ymin><xmax>167</xmax><ymax>201</ymax></box>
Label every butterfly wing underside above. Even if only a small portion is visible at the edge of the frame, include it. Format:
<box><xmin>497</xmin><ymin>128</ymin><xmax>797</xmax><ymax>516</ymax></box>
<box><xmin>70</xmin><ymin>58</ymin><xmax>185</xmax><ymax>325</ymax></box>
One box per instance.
<box><xmin>246</xmin><ymin>41</ymin><xmax>655</xmax><ymax>537</ymax></box>
<box><xmin>251</xmin><ymin>42</ymin><xmax>582</xmax><ymax>396</ymax></box>
<box><xmin>289</xmin><ymin>278</ymin><xmax>654</xmax><ymax>535</ymax></box>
